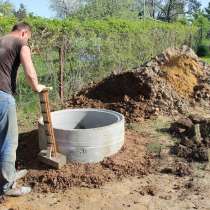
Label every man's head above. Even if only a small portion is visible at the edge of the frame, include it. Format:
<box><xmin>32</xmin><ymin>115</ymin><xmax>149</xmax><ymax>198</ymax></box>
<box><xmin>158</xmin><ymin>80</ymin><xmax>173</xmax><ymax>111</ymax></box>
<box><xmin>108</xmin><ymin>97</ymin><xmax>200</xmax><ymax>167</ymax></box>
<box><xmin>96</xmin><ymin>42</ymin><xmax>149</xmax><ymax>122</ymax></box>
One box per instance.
<box><xmin>11</xmin><ymin>22</ymin><xmax>32</xmax><ymax>43</ymax></box>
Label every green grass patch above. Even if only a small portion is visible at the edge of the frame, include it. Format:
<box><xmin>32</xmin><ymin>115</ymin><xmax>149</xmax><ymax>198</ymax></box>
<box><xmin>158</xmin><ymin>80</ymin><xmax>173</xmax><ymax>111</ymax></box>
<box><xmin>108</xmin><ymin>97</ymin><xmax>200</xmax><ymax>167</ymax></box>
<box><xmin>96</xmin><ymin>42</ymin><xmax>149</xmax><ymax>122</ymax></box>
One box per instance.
<box><xmin>127</xmin><ymin>116</ymin><xmax>178</xmax><ymax>155</ymax></box>
<box><xmin>128</xmin><ymin>116</ymin><xmax>172</xmax><ymax>139</ymax></box>
<box><xmin>202</xmin><ymin>56</ymin><xmax>210</xmax><ymax>64</ymax></box>
<box><xmin>201</xmin><ymin>39</ymin><xmax>210</xmax><ymax>46</ymax></box>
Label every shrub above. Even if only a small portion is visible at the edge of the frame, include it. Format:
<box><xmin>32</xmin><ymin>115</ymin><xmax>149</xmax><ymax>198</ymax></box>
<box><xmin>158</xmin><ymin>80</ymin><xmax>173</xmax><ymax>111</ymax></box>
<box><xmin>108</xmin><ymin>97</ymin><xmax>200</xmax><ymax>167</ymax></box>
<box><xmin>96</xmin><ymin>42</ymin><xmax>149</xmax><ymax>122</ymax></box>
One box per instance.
<box><xmin>197</xmin><ymin>44</ymin><xmax>210</xmax><ymax>57</ymax></box>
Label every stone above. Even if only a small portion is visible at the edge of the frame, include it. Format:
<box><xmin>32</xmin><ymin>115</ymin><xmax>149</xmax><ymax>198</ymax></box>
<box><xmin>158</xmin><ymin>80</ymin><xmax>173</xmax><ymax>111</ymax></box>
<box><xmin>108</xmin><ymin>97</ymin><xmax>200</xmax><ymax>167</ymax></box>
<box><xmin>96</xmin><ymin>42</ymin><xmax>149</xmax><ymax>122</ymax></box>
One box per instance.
<box><xmin>189</xmin><ymin>114</ymin><xmax>206</xmax><ymax>124</ymax></box>
<box><xmin>176</xmin><ymin>118</ymin><xmax>194</xmax><ymax>129</ymax></box>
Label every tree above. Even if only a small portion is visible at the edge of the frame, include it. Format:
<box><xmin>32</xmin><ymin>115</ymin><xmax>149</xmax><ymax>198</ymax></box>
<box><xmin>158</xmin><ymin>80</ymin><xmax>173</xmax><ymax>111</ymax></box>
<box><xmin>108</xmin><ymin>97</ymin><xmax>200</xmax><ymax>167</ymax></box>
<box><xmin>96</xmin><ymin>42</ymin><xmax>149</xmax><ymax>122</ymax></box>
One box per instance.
<box><xmin>188</xmin><ymin>0</ymin><xmax>201</xmax><ymax>15</ymax></box>
<box><xmin>0</xmin><ymin>0</ymin><xmax>14</xmax><ymax>17</ymax></box>
<box><xmin>205</xmin><ymin>2</ymin><xmax>210</xmax><ymax>20</ymax></box>
<box><xmin>193</xmin><ymin>13</ymin><xmax>210</xmax><ymax>42</ymax></box>
<box><xmin>14</xmin><ymin>3</ymin><xmax>27</xmax><ymax>20</ymax></box>
<box><xmin>50</xmin><ymin>0</ymin><xmax>142</xmax><ymax>19</ymax></box>
<box><xmin>82</xmin><ymin>0</ymin><xmax>137</xmax><ymax>19</ymax></box>
<box><xmin>156</xmin><ymin>0</ymin><xmax>201</xmax><ymax>22</ymax></box>
<box><xmin>50</xmin><ymin>0</ymin><xmax>85</xmax><ymax>18</ymax></box>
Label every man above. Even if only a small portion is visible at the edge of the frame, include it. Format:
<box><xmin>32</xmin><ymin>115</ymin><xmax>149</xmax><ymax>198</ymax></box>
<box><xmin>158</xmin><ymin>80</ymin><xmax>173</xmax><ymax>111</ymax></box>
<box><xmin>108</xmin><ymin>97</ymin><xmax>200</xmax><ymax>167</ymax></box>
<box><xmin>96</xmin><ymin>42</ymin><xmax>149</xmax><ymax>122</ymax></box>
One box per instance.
<box><xmin>0</xmin><ymin>22</ymin><xmax>46</xmax><ymax>197</ymax></box>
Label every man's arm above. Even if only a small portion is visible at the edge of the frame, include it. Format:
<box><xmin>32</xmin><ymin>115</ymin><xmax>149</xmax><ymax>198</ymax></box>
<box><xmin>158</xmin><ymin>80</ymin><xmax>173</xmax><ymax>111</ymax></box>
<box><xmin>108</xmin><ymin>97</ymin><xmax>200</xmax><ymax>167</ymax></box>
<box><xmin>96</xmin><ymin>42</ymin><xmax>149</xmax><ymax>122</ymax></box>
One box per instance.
<box><xmin>20</xmin><ymin>45</ymin><xmax>45</xmax><ymax>92</ymax></box>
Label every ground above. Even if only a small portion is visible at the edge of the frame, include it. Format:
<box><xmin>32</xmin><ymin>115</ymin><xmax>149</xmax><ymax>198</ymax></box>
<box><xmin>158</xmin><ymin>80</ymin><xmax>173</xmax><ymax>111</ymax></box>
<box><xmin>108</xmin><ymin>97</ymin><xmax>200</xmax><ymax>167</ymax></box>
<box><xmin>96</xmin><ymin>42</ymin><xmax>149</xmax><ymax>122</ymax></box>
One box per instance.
<box><xmin>1</xmin><ymin>114</ymin><xmax>210</xmax><ymax>210</ymax></box>
<box><xmin>2</xmin><ymin>174</ymin><xmax>210</xmax><ymax>210</ymax></box>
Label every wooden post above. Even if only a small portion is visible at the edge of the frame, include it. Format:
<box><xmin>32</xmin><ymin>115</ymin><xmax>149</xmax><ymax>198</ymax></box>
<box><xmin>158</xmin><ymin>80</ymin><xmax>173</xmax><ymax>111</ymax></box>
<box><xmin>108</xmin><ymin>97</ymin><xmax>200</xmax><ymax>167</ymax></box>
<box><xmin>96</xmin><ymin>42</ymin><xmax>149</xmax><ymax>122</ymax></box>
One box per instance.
<box><xmin>59</xmin><ymin>40</ymin><xmax>65</xmax><ymax>104</ymax></box>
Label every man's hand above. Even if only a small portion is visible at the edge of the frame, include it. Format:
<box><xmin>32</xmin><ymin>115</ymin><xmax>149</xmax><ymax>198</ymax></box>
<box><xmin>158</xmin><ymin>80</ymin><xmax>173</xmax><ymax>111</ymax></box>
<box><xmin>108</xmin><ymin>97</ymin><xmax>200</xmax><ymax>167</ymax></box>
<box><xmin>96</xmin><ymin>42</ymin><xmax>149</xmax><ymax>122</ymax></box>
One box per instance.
<box><xmin>35</xmin><ymin>84</ymin><xmax>47</xmax><ymax>93</ymax></box>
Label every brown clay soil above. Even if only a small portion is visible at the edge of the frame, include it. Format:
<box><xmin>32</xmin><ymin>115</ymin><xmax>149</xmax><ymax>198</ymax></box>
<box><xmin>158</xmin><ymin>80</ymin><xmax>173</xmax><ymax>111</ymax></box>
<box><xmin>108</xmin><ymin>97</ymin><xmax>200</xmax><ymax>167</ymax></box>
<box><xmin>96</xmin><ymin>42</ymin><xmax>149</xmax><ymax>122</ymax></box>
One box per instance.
<box><xmin>17</xmin><ymin>130</ymin><xmax>152</xmax><ymax>193</ymax></box>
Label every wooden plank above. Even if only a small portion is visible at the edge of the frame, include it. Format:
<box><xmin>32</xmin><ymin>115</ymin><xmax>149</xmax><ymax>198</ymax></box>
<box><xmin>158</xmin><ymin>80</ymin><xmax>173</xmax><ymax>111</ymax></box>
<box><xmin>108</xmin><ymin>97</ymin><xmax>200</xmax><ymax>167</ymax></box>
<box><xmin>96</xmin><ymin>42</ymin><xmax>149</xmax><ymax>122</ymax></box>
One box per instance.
<box><xmin>39</xmin><ymin>90</ymin><xmax>57</xmax><ymax>157</ymax></box>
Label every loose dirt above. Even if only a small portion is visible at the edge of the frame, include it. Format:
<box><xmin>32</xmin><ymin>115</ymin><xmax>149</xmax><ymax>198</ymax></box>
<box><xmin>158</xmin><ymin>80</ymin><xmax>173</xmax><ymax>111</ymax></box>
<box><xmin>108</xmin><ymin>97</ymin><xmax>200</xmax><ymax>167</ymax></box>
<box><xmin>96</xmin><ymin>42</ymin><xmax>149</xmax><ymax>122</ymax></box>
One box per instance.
<box><xmin>170</xmin><ymin>114</ymin><xmax>210</xmax><ymax>162</ymax></box>
<box><xmin>3</xmin><ymin>116</ymin><xmax>210</xmax><ymax>210</ymax></box>
<box><xmin>17</xmin><ymin>130</ymin><xmax>151</xmax><ymax>193</ymax></box>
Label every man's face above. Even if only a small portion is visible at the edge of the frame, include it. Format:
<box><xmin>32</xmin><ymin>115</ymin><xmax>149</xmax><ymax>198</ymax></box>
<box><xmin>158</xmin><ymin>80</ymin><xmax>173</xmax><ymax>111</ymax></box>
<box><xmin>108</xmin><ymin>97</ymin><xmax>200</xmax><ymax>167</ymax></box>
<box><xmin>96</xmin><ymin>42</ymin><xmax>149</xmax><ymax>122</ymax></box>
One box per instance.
<box><xmin>20</xmin><ymin>29</ymin><xmax>31</xmax><ymax>43</ymax></box>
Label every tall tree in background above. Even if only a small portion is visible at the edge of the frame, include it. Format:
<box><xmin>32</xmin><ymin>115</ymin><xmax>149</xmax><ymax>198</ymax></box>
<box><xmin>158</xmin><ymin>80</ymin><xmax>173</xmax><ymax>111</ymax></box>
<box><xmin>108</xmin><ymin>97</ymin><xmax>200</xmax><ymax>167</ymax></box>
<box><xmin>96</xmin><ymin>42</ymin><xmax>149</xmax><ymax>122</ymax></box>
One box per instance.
<box><xmin>50</xmin><ymin>0</ymin><xmax>85</xmax><ymax>18</ymax></box>
<box><xmin>50</xmin><ymin>0</ymin><xmax>202</xmax><ymax>20</ymax></box>
<box><xmin>0</xmin><ymin>0</ymin><xmax>14</xmax><ymax>17</ymax></box>
<box><xmin>205</xmin><ymin>2</ymin><xmax>210</xmax><ymax>20</ymax></box>
<box><xmin>156</xmin><ymin>0</ymin><xmax>201</xmax><ymax>22</ymax></box>
<box><xmin>14</xmin><ymin>3</ymin><xmax>27</xmax><ymax>20</ymax></box>
<box><xmin>82</xmin><ymin>0</ymin><xmax>138</xmax><ymax>19</ymax></box>
<box><xmin>188</xmin><ymin>0</ymin><xmax>201</xmax><ymax>15</ymax></box>
<box><xmin>50</xmin><ymin>0</ymin><xmax>142</xmax><ymax>19</ymax></box>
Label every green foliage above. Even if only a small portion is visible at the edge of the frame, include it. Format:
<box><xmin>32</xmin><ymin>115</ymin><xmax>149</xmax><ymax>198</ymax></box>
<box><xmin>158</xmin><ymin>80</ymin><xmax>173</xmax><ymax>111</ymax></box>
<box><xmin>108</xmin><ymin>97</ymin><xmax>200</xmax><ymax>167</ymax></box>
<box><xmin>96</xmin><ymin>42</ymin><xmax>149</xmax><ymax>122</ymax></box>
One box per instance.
<box><xmin>197</xmin><ymin>44</ymin><xmax>210</xmax><ymax>57</ymax></box>
<box><xmin>157</xmin><ymin>0</ymin><xmax>201</xmax><ymax>22</ymax></box>
<box><xmin>197</xmin><ymin>39</ymin><xmax>210</xmax><ymax>57</ymax></box>
<box><xmin>0</xmin><ymin>17</ymin><xmax>199</xmax><ymax>93</ymax></box>
<box><xmin>205</xmin><ymin>2</ymin><xmax>210</xmax><ymax>21</ymax></box>
<box><xmin>75</xmin><ymin>0</ymin><xmax>140</xmax><ymax>20</ymax></box>
<box><xmin>202</xmin><ymin>56</ymin><xmax>210</xmax><ymax>64</ymax></box>
<box><xmin>193</xmin><ymin>14</ymin><xmax>210</xmax><ymax>42</ymax></box>
<box><xmin>50</xmin><ymin>0</ymin><xmax>141</xmax><ymax>19</ymax></box>
<box><xmin>14</xmin><ymin>3</ymin><xmax>27</xmax><ymax>20</ymax></box>
<box><xmin>0</xmin><ymin>16</ymin><xmax>199</xmax><ymax>127</ymax></box>
<box><xmin>0</xmin><ymin>0</ymin><xmax>14</xmax><ymax>17</ymax></box>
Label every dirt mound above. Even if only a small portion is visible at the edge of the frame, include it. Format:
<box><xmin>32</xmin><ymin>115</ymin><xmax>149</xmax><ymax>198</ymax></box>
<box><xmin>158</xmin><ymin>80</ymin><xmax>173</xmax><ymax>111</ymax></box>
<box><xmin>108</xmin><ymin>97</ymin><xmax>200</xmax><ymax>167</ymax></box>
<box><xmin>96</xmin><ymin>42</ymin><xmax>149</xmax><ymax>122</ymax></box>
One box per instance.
<box><xmin>170</xmin><ymin>114</ymin><xmax>210</xmax><ymax>162</ymax></box>
<box><xmin>162</xmin><ymin>55</ymin><xmax>203</xmax><ymax>97</ymax></box>
<box><xmin>66</xmin><ymin>46</ymin><xmax>210</xmax><ymax>122</ymax></box>
<box><xmin>18</xmin><ymin>131</ymin><xmax>151</xmax><ymax>193</ymax></box>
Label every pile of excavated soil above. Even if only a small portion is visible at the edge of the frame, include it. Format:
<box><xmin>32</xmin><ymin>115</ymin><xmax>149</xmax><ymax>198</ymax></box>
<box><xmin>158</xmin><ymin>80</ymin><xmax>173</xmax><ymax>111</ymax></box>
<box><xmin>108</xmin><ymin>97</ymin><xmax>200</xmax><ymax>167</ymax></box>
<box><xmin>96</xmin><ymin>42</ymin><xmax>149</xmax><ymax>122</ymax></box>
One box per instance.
<box><xmin>162</xmin><ymin>55</ymin><xmax>203</xmax><ymax>97</ymax></box>
<box><xmin>17</xmin><ymin>130</ymin><xmax>151</xmax><ymax>193</ymax></box>
<box><xmin>65</xmin><ymin>46</ymin><xmax>210</xmax><ymax>123</ymax></box>
<box><xmin>169</xmin><ymin>114</ymin><xmax>210</xmax><ymax>162</ymax></box>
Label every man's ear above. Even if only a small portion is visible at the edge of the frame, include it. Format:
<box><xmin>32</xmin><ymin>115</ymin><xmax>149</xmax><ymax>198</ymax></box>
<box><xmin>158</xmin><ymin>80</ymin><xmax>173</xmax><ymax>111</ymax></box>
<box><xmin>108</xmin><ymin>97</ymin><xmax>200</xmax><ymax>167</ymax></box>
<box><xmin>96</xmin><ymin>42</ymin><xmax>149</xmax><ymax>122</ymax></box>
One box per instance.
<box><xmin>22</xmin><ymin>31</ymin><xmax>27</xmax><ymax>38</ymax></box>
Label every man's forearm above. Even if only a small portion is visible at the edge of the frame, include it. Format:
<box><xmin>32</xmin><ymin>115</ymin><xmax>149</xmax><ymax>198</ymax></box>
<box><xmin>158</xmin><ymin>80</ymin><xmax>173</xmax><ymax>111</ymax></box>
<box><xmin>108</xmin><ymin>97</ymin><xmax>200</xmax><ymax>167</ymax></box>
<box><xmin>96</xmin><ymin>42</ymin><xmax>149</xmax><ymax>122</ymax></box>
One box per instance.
<box><xmin>24</xmin><ymin>70</ymin><xmax>39</xmax><ymax>91</ymax></box>
<box><xmin>20</xmin><ymin>45</ymin><xmax>40</xmax><ymax>92</ymax></box>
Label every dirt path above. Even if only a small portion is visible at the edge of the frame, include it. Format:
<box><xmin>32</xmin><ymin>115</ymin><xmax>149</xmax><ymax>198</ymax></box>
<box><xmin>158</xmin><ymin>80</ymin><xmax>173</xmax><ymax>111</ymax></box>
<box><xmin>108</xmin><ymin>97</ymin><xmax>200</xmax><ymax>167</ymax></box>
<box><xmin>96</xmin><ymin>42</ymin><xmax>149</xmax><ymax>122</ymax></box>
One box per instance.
<box><xmin>1</xmin><ymin>170</ymin><xmax>210</xmax><ymax>210</ymax></box>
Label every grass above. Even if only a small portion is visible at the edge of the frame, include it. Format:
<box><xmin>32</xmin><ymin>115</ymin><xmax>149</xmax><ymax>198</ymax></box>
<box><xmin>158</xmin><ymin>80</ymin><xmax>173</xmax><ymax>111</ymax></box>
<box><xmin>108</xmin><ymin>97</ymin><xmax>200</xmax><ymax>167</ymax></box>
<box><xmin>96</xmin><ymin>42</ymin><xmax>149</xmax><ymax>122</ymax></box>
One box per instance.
<box><xmin>16</xmin><ymin>53</ymin><xmax>61</xmax><ymax>132</ymax></box>
<box><xmin>201</xmin><ymin>39</ymin><xmax>210</xmax><ymax>46</ymax></box>
<box><xmin>128</xmin><ymin>116</ymin><xmax>172</xmax><ymax>138</ymax></box>
<box><xmin>200</xmin><ymin>39</ymin><xmax>210</xmax><ymax>64</ymax></box>
<box><xmin>127</xmin><ymin>116</ymin><xmax>178</xmax><ymax>156</ymax></box>
<box><xmin>202</xmin><ymin>56</ymin><xmax>210</xmax><ymax>64</ymax></box>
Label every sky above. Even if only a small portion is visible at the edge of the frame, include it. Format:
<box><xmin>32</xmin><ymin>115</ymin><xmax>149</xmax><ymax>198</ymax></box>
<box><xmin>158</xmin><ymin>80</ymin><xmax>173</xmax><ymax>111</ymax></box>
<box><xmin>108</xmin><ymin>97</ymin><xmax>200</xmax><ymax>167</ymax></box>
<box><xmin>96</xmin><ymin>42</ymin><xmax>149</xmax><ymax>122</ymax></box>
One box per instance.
<box><xmin>201</xmin><ymin>0</ymin><xmax>209</xmax><ymax>8</ymax></box>
<box><xmin>9</xmin><ymin>0</ymin><xmax>210</xmax><ymax>18</ymax></box>
<box><xmin>10</xmin><ymin>0</ymin><xmax>53</xmax><ymax>18</ymax></box>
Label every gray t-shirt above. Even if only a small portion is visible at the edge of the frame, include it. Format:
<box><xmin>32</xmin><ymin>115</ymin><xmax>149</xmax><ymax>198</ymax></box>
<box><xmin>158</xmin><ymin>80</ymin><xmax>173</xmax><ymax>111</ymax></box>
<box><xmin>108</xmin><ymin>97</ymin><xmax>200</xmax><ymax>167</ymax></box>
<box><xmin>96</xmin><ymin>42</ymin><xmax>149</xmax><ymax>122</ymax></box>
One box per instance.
<box><xmin>0</xmin><ymin>35</ymin><xmax>26</xmax><ymax>95</ymax></box>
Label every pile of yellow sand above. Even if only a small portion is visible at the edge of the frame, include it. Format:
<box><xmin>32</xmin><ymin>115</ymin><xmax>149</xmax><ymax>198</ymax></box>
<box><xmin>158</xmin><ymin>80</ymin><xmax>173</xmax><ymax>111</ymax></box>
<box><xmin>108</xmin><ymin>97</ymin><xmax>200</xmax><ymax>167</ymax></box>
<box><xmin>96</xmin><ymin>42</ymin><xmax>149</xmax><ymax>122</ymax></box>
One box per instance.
<box><xmin>162</xmin><ymin>55</ymin><xmax>203</xmax><ymax>98</ymax></box>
